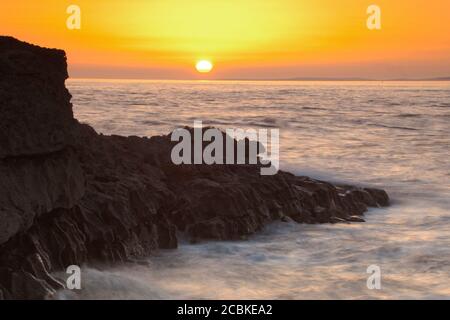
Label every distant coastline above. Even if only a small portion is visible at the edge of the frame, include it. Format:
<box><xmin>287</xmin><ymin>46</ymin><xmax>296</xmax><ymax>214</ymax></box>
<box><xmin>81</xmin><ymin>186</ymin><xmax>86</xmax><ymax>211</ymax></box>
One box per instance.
<box><xmin>282</xmin><ymin>76</ymin><xmax>450</xmax><ymax>82</ymax></box>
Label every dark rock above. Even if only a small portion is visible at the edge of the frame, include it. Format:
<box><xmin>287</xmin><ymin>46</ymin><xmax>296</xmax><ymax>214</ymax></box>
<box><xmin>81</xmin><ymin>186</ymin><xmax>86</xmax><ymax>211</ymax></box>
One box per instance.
<box><xmin>346</xmin><ymin>216</ymin><xmax>366</xmax><ymax>223</ymax></box>
<box><xmin>0</xmin><ymin>36</ymin><xmax>75</xmax><ymax>159</ymax></box>
<box><xmin>0</xmin><ymin>149</ymin><xmax>85</xmax><ymax>244</ymax></box>
<box><xmin>0</xmin><ymin>37</ymin><xmax>390</xmax><ymax>299</ymax></box>
<box><xmin>11</xmin><ymin>271</ymin><xmax>56</xmax><ymax>300</ymax></box>
<box><xmin>364</xmin><ymin>188</ymin><xmax>390</xmax><ymax>207</ymax></box>
<box><xmin>330</xmin><ymin>217</ymin><xmax>348</xmax><ymax>224</ymax></box>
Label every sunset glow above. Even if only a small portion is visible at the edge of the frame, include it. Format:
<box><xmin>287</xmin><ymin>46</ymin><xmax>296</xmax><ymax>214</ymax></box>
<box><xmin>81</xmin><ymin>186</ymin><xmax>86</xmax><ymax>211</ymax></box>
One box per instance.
<box><xmin>2</xmin><ymin>0</ymin><xmax>450</xmax><ymax>79</ymax></box>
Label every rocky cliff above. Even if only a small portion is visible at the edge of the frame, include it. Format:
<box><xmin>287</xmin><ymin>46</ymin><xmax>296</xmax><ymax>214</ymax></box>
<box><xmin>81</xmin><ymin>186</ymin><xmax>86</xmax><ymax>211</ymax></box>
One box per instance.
<box><xmin>0</xmin><ymin>37</ymin><xmax>389</xmax><ymax>299</ymax></box>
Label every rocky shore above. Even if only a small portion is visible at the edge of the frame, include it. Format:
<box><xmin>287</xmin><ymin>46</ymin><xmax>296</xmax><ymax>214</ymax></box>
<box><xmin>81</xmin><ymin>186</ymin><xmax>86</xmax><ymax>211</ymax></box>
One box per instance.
<box><xmin>0</xmin><ymin>37</ymin><xmax>389</xmax><ymax>299</ymax></box>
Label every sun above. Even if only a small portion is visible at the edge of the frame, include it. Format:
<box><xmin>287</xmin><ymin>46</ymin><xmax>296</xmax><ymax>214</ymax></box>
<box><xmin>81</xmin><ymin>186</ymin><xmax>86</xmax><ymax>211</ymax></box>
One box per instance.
<box><xmin>196</xmin><ymin>60</ymin><xmax>213</xmax><ymax>73</ymax></box>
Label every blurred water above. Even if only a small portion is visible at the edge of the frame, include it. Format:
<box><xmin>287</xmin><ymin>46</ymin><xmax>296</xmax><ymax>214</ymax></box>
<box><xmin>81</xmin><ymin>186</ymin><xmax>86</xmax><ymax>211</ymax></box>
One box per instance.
<box><xmin>61</xmin><ymin>79</ymin><xmax>449</xmax><ymax>299</ymax></box>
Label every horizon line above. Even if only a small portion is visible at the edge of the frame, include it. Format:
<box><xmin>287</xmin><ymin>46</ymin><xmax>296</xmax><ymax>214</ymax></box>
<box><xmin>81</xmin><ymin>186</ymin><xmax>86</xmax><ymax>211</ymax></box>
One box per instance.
<box><xmin>67</xmin><ymin>76</ymin><xmax>450</xmax><ymax>82</ymax></box>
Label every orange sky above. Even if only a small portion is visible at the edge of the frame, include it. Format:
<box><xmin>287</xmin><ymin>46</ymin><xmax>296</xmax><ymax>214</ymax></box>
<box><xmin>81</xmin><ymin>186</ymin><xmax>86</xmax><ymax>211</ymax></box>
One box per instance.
<box><xmin>2</xmin><ymin>0</ymin><xmax>450</xmax><ymax>79</ymax></box>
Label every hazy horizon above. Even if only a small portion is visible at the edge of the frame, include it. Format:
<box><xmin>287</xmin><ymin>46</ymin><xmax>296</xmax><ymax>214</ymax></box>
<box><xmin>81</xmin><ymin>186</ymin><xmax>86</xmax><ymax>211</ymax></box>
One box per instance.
<box><xmin>66</xmin><ymin>75</ymin><xmax>450</xmax><ymax>81</ymax></box>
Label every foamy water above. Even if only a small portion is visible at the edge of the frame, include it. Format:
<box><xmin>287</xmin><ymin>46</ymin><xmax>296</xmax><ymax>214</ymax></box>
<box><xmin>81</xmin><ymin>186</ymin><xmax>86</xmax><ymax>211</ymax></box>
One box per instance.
<box><xmin>59</xmin><ymin>79</ymin><xmax>449</xmax><ymax>299</ymax></box>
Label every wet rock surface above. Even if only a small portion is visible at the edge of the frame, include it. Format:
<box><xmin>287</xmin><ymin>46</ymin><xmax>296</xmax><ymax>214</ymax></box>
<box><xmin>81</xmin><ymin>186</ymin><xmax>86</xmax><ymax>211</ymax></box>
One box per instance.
<box><xmin>0</xmin><ymin>37</ymin><xmax>389</xmax><ymax>299</ymax></box>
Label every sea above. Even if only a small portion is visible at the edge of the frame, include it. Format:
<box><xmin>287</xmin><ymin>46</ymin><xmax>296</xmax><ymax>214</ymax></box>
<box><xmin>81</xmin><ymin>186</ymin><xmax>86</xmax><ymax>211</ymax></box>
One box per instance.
<box><xmin>58</xmin><ymin>79</ymin><xmax>449</xmax><ymax>299</ymax></box>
